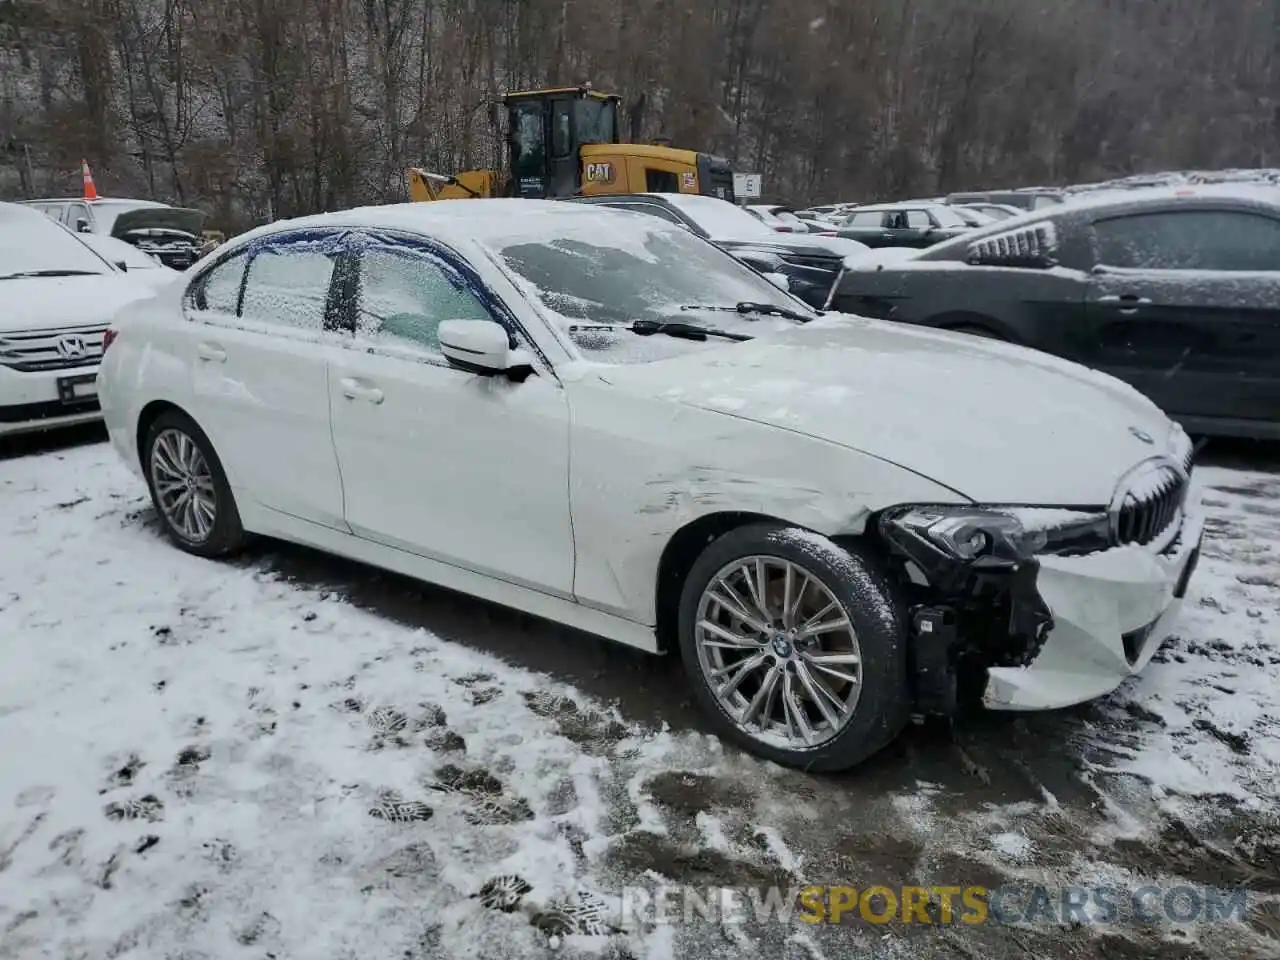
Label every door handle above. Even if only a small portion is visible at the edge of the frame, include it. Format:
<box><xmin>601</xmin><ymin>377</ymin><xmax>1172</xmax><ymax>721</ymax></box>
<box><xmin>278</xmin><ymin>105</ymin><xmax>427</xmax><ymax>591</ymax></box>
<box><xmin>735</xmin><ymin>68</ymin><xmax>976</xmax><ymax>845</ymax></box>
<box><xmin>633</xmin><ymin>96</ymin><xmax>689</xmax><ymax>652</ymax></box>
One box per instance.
<box><xmin>1097</xmin><ymin>294</ymin><xmax>1151</xmax><ymax>315</ymax></box>
<box><xmin>196</xmin><ymin>342</ymin><xmax>226</xmax><ymax>363</ymax></box>
<box><xmin>339</xmin><ymin>376</ymin><xmax>384</xmax><ymax>405</ymax></box>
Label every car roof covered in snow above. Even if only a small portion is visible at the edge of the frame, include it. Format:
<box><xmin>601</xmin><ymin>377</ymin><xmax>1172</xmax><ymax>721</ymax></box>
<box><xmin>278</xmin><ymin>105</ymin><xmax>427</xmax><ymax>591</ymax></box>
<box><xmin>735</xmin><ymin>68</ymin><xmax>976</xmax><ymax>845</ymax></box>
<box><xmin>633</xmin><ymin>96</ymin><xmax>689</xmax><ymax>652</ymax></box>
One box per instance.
<box><xmin>222</xmin><ymin>199</ymin><xmax>670</xmax><ymax>251</ymax></box>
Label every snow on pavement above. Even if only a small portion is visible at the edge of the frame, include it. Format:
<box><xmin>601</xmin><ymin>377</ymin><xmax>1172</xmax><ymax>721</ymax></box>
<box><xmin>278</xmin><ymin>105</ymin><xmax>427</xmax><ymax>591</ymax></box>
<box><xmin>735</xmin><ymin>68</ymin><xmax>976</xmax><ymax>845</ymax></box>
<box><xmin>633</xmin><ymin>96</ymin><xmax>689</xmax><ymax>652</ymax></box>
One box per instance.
<box><xmin>0</xmin><ymin>445</ymin><xmax>651</xmax><ymax>958</ymax></box>
<box><xmin>2</xmin><ymin>441</ymin><xmax>1279</xmax><ymax>960</ymax></box>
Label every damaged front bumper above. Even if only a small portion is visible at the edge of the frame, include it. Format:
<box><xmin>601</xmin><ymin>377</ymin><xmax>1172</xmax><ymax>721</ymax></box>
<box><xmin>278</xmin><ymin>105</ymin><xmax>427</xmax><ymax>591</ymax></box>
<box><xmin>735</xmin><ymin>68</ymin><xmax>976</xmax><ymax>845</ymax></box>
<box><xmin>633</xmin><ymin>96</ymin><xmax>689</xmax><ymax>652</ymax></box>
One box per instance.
<box><xmin>880</xmin><ymin>479</ymin><xmax>1205</xmax><ymax>715</ymax></box>
<box><xmin>983</xmin><ymin>501</ymin><xmax>1204</xmax><ymax>710</ymax></box>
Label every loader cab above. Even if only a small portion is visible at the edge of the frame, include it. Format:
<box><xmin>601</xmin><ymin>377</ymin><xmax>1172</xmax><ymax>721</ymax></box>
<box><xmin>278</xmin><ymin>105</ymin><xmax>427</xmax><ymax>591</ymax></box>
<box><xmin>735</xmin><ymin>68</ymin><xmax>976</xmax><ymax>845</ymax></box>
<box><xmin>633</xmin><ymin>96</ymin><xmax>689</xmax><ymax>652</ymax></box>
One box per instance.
<box><xmin>502</xmin><ymin>86</ymin><xmax>736</xmax><ymax>201</ymax></box>
<box><xmin>505</xmin><ymin>87</ymin><xmax>620</xmax><ymax>199</ymax></box>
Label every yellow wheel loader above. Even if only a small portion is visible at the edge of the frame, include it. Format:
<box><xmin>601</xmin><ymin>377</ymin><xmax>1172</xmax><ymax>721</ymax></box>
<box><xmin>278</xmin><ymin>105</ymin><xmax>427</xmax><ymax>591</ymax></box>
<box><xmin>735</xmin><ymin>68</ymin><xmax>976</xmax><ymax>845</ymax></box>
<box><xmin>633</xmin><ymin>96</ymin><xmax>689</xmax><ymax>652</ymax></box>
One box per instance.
<box><xmin>407</xmin><ymin>86</ymin><xmax>737</xmax><ymax>203</ymax></box>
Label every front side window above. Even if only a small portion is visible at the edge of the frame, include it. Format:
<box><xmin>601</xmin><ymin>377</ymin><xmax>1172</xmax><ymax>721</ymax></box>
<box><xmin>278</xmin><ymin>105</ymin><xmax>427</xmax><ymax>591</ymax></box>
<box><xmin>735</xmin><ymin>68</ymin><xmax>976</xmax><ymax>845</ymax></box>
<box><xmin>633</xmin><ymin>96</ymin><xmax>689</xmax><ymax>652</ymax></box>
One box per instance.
<box><xmin>846</xmin><ymin>211</ymin><xmax>883</xmax><ymax>226</ymax></box>
<box><xmin>927</xmin><ymin>206</ymin><xmax>968</xmax><ymax>228</ymax></box>
<box><xmin>239</xmin><ymin>244</ymin><xmax>337</xmax><ymax>331</ymax></box>
<box><xmin>905</xmin><ymin>210</ymin><xmax>931</xmax><ymax>229</ymax></box>
<box><xmin>355</xmin><ymin>245</ymin><xmax>493</xmax><ymax>354</ymax></box>
<box><xmin>1094</xmin><ymin>210</ymin><xmax>1280</xmax><ymax>272</ymax></box>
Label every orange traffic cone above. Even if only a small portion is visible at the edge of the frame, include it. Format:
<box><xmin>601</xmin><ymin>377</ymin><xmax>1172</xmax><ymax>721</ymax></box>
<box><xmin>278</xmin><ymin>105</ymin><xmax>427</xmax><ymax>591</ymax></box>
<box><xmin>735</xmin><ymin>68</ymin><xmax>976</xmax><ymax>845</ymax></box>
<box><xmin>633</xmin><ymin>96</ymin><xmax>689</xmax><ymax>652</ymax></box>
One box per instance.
<box><xmin>81</xmin><ymin>159</ymin><xmax>98</xmax><ymax>201</ymax></box>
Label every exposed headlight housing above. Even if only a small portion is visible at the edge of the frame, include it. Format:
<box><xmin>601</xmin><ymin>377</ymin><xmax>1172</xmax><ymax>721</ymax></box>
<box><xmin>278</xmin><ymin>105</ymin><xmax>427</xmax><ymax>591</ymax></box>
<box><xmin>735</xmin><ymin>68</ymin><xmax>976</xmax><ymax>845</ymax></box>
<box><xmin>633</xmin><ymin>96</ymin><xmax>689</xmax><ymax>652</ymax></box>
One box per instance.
<box><xmin>880</xmin><ymin>505</ymin><xmax>1112</xmax><ymax>564</ymax></box>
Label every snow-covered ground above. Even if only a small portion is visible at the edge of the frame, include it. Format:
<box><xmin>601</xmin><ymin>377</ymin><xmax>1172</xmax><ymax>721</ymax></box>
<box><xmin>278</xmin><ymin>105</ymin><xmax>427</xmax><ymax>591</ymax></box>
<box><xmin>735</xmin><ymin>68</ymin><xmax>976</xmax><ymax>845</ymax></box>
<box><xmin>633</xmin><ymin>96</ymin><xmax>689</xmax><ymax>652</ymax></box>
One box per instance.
<box><xmin>1</xmin><ymin>438</ymin><xmax>1278</xmax><ymax>959</ymax></box>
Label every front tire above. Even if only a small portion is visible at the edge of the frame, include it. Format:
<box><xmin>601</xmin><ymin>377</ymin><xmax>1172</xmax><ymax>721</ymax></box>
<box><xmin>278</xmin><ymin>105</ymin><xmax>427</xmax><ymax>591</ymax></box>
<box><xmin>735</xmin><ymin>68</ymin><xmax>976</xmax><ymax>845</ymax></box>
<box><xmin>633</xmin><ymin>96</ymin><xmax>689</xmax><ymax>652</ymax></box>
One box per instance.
<box><xmin>677</xmin><ymin>523</ymin><xmax>910</xmax><ymax>772</ymax></box>
<box><xmin>143</xmin><ymin>410</ymin><xmax>246</xmax><ymax>558</ymax></box>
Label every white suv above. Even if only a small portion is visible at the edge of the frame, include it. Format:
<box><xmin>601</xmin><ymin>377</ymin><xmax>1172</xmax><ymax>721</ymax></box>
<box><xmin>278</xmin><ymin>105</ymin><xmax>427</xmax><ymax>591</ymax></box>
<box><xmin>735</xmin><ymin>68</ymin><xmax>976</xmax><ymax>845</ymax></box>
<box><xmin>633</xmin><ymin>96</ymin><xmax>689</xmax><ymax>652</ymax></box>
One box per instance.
<box><xmin>1</xmin><ymin>203</ymin><xmax>155</xmax><ymax>437</ymax></box>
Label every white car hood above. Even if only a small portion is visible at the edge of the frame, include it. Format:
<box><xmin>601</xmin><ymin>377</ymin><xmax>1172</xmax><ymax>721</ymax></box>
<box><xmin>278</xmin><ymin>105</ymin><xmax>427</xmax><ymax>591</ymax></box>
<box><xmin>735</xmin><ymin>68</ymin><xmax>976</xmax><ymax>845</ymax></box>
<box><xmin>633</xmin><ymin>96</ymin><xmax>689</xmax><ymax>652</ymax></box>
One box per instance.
<box><xmin>603</xmin><ymin>316</ymin><xmax>1176</xmax><ymax>506</ymax></box>
<box><xmin>0</xmin><ymin>274</ymin><xmax>156</xmax><ymax>333</ymax></box>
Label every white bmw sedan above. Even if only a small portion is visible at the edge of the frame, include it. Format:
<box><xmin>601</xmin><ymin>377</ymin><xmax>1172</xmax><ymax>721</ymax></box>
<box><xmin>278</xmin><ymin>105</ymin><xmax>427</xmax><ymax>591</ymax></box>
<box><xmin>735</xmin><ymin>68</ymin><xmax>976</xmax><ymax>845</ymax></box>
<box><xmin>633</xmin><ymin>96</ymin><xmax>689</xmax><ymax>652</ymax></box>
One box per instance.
<box><xmin>98</xmin><ymin>200</ymin><xmax>1203</xmax><ymax>771</ymax></box>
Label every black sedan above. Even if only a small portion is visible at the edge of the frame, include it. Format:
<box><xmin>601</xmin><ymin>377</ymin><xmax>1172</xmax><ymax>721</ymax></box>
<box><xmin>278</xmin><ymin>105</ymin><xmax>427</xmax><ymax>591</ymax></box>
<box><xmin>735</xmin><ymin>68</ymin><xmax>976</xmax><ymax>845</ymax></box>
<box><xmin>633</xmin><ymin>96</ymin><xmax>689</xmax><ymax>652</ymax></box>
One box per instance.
<box><xmin>818</xmin><ymin>202</ymin><xmax>972</xmax><ymax>249</ymax></box>
<box><xmin>564</xmin><ymin>193</ymin><xmax>864</xmax><ymax>309</ymax></box>
<box><xmin>830</xmin><ymin>188</ymin><xmax>1280</xmax><ymax>440</ymax></box>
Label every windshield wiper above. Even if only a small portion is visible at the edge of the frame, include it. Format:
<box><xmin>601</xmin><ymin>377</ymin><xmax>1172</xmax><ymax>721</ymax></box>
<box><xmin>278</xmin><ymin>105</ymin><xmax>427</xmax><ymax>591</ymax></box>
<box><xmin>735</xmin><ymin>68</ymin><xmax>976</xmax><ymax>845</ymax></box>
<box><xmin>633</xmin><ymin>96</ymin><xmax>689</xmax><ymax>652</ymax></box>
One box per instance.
<box><xmin>567</xmin><ymin>320</ymin><xmax>753</xmax><ymax>342</ymax></box>
<box><xmin>0</xmin><ymin>270</ymin><xmax>100</xmax><ymax>280</ymax></box>
<box><xmin>680</xmin><ymin>301</ymin><xmax>816</xmax><ymax>324</ymax></box>
<box><xmin>630</xmin><ymin>319</ymin><xmax>753</xmax><ymax>342</ymax></box>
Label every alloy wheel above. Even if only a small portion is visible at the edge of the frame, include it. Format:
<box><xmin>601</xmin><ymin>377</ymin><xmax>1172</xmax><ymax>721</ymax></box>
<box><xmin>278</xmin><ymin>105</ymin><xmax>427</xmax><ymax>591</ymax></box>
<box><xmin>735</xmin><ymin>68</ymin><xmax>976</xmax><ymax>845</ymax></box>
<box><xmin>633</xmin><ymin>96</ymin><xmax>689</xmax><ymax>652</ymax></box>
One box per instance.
<box><xmin>150</xmin><ymin>428</ymin><xmax>217</xmax><ymax>543</ymax></box>
<box><xmin>694</xmin><ymin>555</ymin><xmax>863</xmax><ymax>749</ymax></box>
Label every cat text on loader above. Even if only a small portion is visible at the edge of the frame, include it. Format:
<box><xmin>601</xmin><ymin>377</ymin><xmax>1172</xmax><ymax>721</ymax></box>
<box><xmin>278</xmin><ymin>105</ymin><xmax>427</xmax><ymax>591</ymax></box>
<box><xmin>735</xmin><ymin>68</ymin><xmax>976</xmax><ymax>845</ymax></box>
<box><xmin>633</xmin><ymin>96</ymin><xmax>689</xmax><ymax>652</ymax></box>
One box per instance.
<box><xmin>406</xmin><ymin>86</ymin><xmax>736</xmax><ymax>202</ymax></box>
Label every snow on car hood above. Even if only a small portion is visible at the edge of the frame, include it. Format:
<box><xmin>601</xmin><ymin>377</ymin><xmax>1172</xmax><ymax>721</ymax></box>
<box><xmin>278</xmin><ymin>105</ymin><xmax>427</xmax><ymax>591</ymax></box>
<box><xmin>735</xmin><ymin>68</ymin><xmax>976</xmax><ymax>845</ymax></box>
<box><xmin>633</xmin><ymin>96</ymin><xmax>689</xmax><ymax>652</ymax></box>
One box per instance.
<box><xmin>603</xmin><ymin>316</ymin><xmax>1176</xmax><ymax>506</ymax></box>
<box><xmin>0</xmin><ymin>274</ymin><xmax>157</xmax><ymax>333</ymax></box>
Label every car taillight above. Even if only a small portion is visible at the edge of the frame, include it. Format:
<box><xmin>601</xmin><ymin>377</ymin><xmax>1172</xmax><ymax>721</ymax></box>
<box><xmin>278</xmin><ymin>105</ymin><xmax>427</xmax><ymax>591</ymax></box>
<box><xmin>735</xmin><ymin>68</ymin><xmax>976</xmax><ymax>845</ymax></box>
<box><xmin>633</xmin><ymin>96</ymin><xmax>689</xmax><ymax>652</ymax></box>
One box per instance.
<box><xmin>817</xmin><ymin>230</ymin><xmax>837</xmax><ymax>236</ymax></box>
<box><xmin>102</xmin><ymin>328</ymin><xmax>119</xmax><ymax>352</ymax></box>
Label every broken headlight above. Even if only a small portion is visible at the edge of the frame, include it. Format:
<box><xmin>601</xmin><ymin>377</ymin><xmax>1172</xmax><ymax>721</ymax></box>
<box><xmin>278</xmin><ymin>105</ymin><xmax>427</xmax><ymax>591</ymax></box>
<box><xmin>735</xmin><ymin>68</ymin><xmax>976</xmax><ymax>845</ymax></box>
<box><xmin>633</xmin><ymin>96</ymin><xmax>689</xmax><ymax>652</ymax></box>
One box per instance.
<box><xmin>880</xmin><ymin>505</ymin><xmax>1112</xmax><ymax>562</ymax></box>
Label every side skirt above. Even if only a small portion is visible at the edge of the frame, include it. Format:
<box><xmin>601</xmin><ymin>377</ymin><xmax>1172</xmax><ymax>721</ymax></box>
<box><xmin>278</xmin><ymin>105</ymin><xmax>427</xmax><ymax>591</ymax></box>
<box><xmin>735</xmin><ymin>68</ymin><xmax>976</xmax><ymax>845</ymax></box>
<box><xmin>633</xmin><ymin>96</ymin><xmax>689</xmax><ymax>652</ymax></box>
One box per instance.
<box><xmin>237</xmin><ymin>501</ymin><xmax>661</xmax><ymax>654</ymax></box>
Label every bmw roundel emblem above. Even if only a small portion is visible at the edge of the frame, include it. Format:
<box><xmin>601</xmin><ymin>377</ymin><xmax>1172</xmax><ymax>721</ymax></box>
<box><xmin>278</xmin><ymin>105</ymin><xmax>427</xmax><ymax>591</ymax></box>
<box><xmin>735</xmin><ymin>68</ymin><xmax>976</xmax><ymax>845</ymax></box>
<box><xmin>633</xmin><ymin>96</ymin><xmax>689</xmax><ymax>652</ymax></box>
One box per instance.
<box><xmin>1129</xmin><ymin>426</ymin><xmax>1154</xmax><ymax>444</ymax></box>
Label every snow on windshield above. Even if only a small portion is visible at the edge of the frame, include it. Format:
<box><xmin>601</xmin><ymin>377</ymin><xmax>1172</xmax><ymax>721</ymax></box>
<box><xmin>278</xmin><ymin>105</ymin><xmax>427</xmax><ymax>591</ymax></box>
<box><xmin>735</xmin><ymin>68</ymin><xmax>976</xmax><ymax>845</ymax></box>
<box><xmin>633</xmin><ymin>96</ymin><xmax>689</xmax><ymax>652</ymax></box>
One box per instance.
<box><xmin>0</xmin><ymin>210</ymin><xmax>113</xmax><ymax>277</ymax></box>
<box><xmin>490</xmin><ymin>223</ymin><xmax>810</xmax><ymax>364</ymax></box>
<box><xmin>659</xmin><ymin>194</ymin><xmax>779</xmax><ymax>240</ymax></box>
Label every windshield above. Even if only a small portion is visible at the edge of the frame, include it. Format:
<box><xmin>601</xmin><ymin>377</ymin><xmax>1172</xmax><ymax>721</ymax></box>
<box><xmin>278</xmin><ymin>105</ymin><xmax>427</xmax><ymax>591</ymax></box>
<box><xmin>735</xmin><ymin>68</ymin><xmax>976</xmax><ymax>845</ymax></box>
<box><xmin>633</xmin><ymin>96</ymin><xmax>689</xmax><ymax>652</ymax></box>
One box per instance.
<box><xmin>660</xmin><ymin>195</ymin><xmax>778</xmax><ymax>240</ymax></box>
<box><xmin>87</xmin><ymin>200</ymin><xmax>165</xmax><ymax>234</ymax></box>
<box><xmin>0</xmin><ymin>209</ymin><xmax>113</xmax><ymax>277</ymax></box>
<box><xmin>490</xmin><ymin>221</ymin><xmax>812</xmax><ymax>364</ymax></box>
<box><xmin>927</xmin><ymin>205</ymin><xmax>968</xmax><ymax>228</ymax></box>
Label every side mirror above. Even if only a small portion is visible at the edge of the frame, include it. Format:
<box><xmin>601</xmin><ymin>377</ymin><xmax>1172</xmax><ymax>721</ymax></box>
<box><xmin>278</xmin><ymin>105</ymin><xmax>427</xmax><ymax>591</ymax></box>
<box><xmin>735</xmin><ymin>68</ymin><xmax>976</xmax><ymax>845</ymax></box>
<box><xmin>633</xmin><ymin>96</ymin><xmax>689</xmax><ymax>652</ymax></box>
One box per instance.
<box><xmin>115</xmin><ymin>260</ymin><xmax>129</xmax><ymax>272</ymax></box>
<box><xmin>763</xmin><ymin>272</ymin><xmax>791</xmax><ymax>291</ymax></box>
<box><xmin>76</xmin><ymin>219</ymin><xmax>91</xmax><ymax>233</ymax></box>
<box><xmin>438</xmin><ymin>319</ymin><xmax>530</xmax><ymax>378</ymax></box>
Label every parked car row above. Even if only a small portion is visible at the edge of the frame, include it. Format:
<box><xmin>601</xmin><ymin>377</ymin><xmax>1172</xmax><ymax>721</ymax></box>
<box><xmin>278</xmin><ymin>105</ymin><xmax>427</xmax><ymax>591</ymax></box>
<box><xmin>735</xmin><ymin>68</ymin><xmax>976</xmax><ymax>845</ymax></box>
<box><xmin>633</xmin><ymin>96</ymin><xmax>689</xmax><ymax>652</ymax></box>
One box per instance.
<box><xmin>1</xmin><ymin>182</ymin><xmax>1263</xmax><ymax>776</ymax></box>
<box><xmin>566</xmin><ymin>192</ymin><xmax>867</xmax><ymax>309</ymax></box>
<box><xmin>830</xmin><ymin>185</ymin><xmax>1280</xmax><ymax>440</ymax></box>
<box><xmin>20</xmin><ymin>197</ymin><xmax>209</xmax><ymax>269</ymax></box>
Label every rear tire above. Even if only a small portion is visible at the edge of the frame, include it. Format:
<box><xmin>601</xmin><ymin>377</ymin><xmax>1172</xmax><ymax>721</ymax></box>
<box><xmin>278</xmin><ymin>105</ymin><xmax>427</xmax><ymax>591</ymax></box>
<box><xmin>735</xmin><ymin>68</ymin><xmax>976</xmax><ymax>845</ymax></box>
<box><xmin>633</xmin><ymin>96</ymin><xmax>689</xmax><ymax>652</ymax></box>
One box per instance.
<box><xmin>677</xmin><ymin>522</ymin><xmax>910</xmax><ymax>772</ymax></box>
<box><xmin>142</xmin><ymin>410</ymin><xmax>246</xmax><ymax>558</ymax></box>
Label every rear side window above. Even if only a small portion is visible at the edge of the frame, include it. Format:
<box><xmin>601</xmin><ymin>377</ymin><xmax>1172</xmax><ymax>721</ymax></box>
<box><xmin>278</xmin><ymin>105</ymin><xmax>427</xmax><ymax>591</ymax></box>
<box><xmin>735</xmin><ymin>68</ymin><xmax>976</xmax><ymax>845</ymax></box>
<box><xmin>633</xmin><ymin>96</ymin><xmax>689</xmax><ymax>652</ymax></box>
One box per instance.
<box><xmin>1094</xmin><ymin>211</ymin><xmax>1280</xmax><ymax>272</ymax></box>
<box><xmin>190</xmin><ymin>252</ymin><xmax>249</xmax><ymax>314</ymax></box>
<box><xmin>239</xmin><ymin>245</ymin><xmax>337</xmax><ymax>330</ymax></box>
